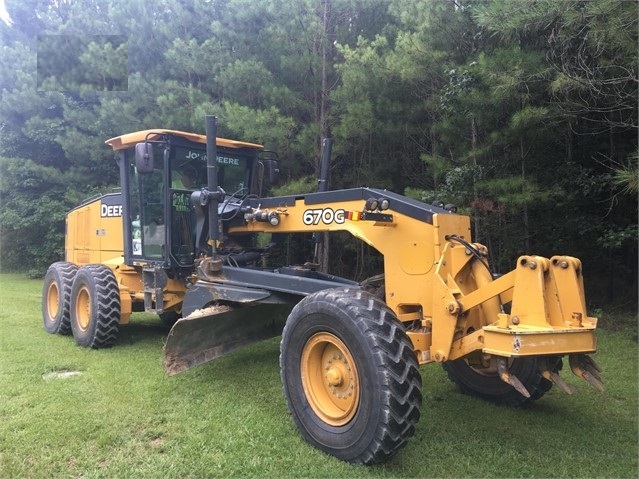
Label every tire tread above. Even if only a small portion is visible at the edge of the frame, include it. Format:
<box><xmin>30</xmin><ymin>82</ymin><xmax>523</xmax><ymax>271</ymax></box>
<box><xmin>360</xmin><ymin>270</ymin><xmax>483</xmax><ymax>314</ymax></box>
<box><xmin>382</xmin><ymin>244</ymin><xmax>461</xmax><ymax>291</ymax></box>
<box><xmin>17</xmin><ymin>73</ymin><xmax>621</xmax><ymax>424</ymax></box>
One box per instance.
<box><xmin>281</xmin><ymin>287</ymin><xmax>422</xmax><ymax>465</ymax></box>
<box><xmin>71</xmin><ymin>264</ymin><xmax>120</xmax><ymax>348</ymax></box>
<box><xmin>42</xmin><ymin>261</ymin><xmax>78</xmax><ymax>335</ymax></box>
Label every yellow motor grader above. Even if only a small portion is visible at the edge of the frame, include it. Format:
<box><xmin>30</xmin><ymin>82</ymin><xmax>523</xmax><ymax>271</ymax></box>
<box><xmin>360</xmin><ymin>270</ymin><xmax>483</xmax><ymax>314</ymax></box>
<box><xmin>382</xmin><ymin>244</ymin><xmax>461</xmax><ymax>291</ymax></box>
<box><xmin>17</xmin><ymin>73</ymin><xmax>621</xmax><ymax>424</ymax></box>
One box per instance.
<box><xmin>42</xmin><ymin>116</ymin><xmax>602</xmax><ymax>465</ymax></box>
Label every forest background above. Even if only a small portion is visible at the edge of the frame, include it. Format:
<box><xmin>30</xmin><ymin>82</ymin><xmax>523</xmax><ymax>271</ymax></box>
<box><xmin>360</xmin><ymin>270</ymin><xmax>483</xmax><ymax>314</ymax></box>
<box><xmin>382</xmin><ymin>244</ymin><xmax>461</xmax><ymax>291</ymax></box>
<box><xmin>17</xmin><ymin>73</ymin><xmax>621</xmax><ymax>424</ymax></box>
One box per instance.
<box><xmin>0</xmin><ymin>0</ymin><xmax>636</xmax><ymax>310</ymax></box>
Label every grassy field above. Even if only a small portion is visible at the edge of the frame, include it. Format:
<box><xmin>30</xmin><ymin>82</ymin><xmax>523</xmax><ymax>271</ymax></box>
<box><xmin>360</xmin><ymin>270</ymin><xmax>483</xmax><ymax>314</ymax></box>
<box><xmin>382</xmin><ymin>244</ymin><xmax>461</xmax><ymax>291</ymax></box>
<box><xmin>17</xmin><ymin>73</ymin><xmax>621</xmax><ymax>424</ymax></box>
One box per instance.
<box><xmin>0</xmin><ymin>273</ymin><xmax>637</xmax><ymax>478</ymax></box>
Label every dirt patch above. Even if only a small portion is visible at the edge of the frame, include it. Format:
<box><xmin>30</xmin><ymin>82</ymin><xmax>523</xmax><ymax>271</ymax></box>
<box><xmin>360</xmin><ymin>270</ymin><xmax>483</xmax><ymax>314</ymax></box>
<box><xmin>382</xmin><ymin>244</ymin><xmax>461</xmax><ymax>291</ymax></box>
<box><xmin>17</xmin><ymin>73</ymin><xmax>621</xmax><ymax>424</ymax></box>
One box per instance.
<box><xmin>42</xmin><ymin>370</ymin><xmax>83</xmax><ymax>380</ymax></box>
<box><xmin>150</xmin><ymin>437</ymin><xmax>164</xmax><ymax>448</ymax></box>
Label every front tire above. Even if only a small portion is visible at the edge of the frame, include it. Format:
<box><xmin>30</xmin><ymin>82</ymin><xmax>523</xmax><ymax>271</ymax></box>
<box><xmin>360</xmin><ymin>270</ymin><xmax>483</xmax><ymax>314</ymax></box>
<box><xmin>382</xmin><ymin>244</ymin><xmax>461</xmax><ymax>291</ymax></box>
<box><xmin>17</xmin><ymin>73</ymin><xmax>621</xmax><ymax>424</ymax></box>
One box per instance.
<box><xmin>42</xmin><ymin>262</ymin><xmax>78</xmax><ymax>335</ymax></box>
<box><xmin>280</xmin><ymin>288</ymin><xmax>422</xmax><ymax>464</ymax></box>
<box><xmin>70</xmin><ymin>265</ymin><xmax>120</xmax><ymax>348</ymax></box>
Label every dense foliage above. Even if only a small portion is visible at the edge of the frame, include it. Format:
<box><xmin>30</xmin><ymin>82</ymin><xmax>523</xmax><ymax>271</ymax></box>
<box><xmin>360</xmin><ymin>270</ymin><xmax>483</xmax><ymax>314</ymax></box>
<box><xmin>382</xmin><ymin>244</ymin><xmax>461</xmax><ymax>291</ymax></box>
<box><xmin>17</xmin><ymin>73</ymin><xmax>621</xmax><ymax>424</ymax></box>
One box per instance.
<box><xmin>0</xmin><ymin>0</ymin><xmax>636</xmax><ymax>307</ymax></box>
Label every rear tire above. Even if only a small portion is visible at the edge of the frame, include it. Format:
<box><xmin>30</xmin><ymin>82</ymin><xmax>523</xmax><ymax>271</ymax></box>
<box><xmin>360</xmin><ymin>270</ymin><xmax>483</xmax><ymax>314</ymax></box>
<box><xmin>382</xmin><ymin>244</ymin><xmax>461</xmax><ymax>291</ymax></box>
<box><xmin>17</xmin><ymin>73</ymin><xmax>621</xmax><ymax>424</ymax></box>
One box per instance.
<box><xmin>280</xmin><ymin>288</ymin><xmax>422</xmax><ymax>464</ymax></box>
<box><xmin>42</xmin><ymin>262</ymin><xmax>78</xmax><ymax>335</ymax></box>
<box><xmin>443</xmin><ymin>356</ymin><xmax>561</xmax><ymax>406</ymax></box>
<box><xmin>70</xmin><ymin>265</ymin><xmax>120</xmax><ymax>348</ymax></box>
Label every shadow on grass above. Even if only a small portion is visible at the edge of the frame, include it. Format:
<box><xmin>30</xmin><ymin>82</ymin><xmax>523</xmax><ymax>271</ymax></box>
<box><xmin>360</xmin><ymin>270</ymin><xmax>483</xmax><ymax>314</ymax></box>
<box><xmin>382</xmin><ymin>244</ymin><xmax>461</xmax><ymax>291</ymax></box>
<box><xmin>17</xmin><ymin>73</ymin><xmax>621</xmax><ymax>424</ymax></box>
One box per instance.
<box><xmin>117</xmin><ymin>315</ymin><xmax>169</xmax><ymax>347</ymax></box>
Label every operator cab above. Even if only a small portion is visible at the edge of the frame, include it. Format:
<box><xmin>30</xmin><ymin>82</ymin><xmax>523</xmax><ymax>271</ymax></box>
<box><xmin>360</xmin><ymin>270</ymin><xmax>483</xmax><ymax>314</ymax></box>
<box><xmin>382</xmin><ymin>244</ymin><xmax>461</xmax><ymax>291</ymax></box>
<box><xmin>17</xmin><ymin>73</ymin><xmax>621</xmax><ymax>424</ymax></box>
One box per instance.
<box><xmin>106</xmin><ymin>129</ymin><xmax>275</xmax><ymax>270</ymax></box>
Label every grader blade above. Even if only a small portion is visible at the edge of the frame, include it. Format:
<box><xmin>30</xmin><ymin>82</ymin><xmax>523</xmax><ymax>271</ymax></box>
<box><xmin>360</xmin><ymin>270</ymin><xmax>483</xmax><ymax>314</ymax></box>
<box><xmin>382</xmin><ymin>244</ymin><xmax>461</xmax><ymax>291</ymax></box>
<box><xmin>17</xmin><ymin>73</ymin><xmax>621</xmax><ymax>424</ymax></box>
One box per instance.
<box><xmin>569</xmin><ymin>354</ymin><xmax>604</xmax><ymax>392</ymax></box>
<box><xmin>163</xmin><ymin>303</ymin><xmax>291</xmax><ymax>375</ymax></box>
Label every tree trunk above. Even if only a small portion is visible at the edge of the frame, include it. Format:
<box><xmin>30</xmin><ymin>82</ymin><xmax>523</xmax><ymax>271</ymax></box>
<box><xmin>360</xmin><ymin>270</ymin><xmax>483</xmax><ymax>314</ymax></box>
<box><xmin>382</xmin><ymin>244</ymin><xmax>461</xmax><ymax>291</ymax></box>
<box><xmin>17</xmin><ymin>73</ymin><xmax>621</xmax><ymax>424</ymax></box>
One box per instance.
<box><xmin>471</xmin><ymin>117</ymin><xmax>480</xmax><ymax>240</ymax></box>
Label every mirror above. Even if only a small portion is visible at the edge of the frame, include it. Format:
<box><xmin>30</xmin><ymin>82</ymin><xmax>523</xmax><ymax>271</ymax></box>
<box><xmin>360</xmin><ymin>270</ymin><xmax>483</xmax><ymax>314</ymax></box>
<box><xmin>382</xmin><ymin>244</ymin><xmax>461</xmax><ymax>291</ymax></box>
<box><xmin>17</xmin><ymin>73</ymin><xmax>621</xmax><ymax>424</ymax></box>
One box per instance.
<box><xmin>261</xmin><ymin>159</ymin><xmax>280</xmax><ymax>186</ymax></box>
<box><xmin>135</xmin><ymin>142</ymin><xmax>154</xmax><ymax>173</ymax></box>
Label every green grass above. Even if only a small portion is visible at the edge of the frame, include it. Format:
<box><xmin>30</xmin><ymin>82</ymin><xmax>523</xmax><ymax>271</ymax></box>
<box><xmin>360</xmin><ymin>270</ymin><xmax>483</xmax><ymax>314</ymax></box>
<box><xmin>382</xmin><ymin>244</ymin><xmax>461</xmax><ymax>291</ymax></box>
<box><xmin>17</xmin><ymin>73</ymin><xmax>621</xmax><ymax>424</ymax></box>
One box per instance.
<box><xmin>0</xmin><ymin>273</ymin><xmax>637</xmax><ymax>478</ymax></box>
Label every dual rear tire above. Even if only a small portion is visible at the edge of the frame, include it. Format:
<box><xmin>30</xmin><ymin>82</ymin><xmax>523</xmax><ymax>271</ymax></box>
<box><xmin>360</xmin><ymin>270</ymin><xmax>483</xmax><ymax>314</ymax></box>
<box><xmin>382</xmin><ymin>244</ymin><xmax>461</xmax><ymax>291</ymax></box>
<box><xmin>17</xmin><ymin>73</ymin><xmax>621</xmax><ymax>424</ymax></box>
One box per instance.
<box><xmin>42</xmin><ymin>263</ymin><xmax>120</xmax><ymax>348</ymax></box>
<box><xmin>42</xmin><ymin>262</ymin><xmax>78</xmax><ymax>335</ymax></box>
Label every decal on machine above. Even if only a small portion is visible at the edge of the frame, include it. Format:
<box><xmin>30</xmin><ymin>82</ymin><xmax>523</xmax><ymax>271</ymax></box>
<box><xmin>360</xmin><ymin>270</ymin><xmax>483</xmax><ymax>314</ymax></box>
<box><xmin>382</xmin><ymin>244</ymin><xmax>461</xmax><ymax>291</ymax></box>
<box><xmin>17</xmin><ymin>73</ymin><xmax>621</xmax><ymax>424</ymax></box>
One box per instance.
<box><xmin>513</xmin><ymin>336</ymin><xmax>522</xmax><ymax>353</ymax></box>
<box><xmin>184</xmin><ymin>150</ymin><xmax>240</xmax><ymax>166</ymax></box>
<box><xmin>101</xmin><ymin>203</ymin><xmax>122</xmax><ymax>217</ymax></box>
<box><xmin>302</xmin><ymin>208</ymin><xmax>346</xmax><ymax>226</ymax></box>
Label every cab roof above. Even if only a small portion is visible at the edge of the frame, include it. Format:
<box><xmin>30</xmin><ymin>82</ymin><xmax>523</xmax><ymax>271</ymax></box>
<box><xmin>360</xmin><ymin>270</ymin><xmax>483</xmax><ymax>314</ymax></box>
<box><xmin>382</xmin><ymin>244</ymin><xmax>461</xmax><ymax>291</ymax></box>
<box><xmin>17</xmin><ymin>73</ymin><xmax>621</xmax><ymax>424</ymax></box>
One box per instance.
<box><xmin>105</xmin><ymin>129</ymin><xmax>263</xmax><ymax>151</ymax></box>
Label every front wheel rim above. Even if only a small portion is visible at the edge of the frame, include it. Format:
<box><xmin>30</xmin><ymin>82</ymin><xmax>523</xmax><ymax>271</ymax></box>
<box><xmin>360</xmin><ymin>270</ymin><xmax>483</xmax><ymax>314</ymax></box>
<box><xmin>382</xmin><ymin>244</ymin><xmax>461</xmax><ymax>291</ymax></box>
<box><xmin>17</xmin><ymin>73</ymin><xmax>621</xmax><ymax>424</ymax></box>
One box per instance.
<box><xmin>300</xmin><ymin>332</ymin><xmax>360</xmax><ymax>426</ymax></box>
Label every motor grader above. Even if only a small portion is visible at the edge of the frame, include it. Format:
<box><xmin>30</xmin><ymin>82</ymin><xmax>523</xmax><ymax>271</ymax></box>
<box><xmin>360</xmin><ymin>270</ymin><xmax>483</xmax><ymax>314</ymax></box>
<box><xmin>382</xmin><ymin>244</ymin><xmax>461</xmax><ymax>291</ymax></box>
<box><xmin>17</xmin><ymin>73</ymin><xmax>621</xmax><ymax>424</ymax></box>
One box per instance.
<box><xmin>42</xmin><ymin>115</ymin><xmax>602</xmax><ymax>465</ymax></box>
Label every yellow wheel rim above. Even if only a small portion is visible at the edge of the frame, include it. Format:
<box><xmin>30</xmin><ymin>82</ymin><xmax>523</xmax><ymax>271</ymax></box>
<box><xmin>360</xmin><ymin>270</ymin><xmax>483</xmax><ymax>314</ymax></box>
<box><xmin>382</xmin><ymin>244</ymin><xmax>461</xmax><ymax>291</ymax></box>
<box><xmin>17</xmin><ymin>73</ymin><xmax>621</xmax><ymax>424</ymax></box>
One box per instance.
<box><xmin>46</xmin><ymin>282</ymin><xmax>60</xmax><ymax>320</ymax></box>
<box><xmin>75</xmin><ymin>285</ymin><xmax>91</xmax><ymax>332</ymax></box>
<box><xmin>301</xmin><ymin>332</ymin><xmax>360</xmax><ymax>426</ymax></box>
